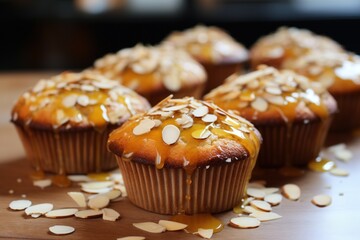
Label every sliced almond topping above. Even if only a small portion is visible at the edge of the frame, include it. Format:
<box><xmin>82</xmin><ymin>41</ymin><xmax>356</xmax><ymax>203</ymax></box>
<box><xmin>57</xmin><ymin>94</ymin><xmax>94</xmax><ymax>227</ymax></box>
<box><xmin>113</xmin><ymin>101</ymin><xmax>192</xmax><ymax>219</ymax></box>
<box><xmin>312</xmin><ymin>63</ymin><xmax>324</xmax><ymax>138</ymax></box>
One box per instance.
<box><xmin>9</xmin><ymin>199</ymin><xmax>32</xmax><ymax>210</ymax></box>
<box><xmin>45</xmin><ymin>208</ymin><xmax>78</xmax><ymax>218</ymax></box>
<box><xmin>62</xmin><ymin>94</ymin><xmax>78</xmax><ymax>108</ymax></box>
<box><xmin>133</xmin><ymin>119</ymin><xmax>156</xmax><ymax>135</ymax></box>
<box><xmin>81</xmin><ymin>84</ymin><xmax>96</xmax><ymax>92</ymax></box>
<box><xmin>192</xmin><ymin>106</ymin><xmax>209</xmax><ymax>117</ymax></box>
<box><xmin>196</xmin><ymin>228</ymin><xmax>213</xmax><ymax>239</ymax></box>
<box><xmin>162</xmin><ymin>125</ymin><xmax>180</xmax><ymax>145</ymax></box>
<box><xmin>282</xmin><ymin>184</ymin><xmax>301</xmax><ymax>201</ymax></box>
<box><xmin>250</xmin><ymin>200</ymin><xmax>272</xmax><ymax>212</ymax></box>
<box><xmin>77</xmin><ymin>95</ymin><xmax>90</xmax><ymax>107</ymax></box>
<box><xmin>251</xmin><ymin>97</ymin><xmax>268</xmax><ymax>112</ymax></box>
<box><xmin>229</xmin><ymin>216</ymin><xmax>260</xmax><ymax>229</ymax></box>
<box><xmin>265</xmin><ymin>86</ymin><xmax>282</xmax><ymax>95</ymax></box>
<box><xmin>33</xmin><ymin>179</ymin><xmax>52</xmax><ymax>189</ymax></box>
<box><xmin>25</xmin><ymin>203</ymin><xmax>53</xmax><ymax>216</ymax></box>
<box><xmin>133</xmin><ymin>222</ymin><xmax>166</xmax><ymax>233</ymax></box>
<box><xmin>67</xmin><ymin>192</ymin><xmax>87</xmax><ymax>207</ymax></box>
<box><xmin>49</xmin><ymin>225</ymin><xmax>75</xmax><ymax>235</ymax></box>
<box><xmin>264</xmin><ymin>193</ymin><xmax>283</xmax><ymax>206</ymax></box>
<box><xmin>247</xmin><ymin>188</ymin><xmax>266</xmax><ymax>199</ymax></box>
<box><xmin>250</xmin><ymin>212</ymin><xmax>282</xmax><ymax>222</ymax></box>
<box><xmin>117</xmin><ymin>237</ymin><xmax>145</xmax><ymax>240</ymax></box>
<box><xmin>153</xmin><ymin>119</ymin><xmax>162</xmax><ymax>127</ymax></box>
<box><xmin>88</xmin><ymin>195</ymin><xmax>110</xmax><ymax>210</ymax></box>
<box><xmin>158</xmin><ymin>220</ymin><xmax>187</xmax><ymax>231</ymax></box>
<box><xmin>162</xmin><ymin>104</ymin><xmax>188</xmax><ymax>111</ymax></box>
<box><xmin>102</xmin><ymin>208</ymin><xmax>120</xmax><ymax>221</ymax></box>
<box><xmin>330</xmin><ymin>168</ymin><xmax>349</xmax><ymax>177</ymax></box>
<box><xmin>311</xmin><ymin>194</ymin><xmax>332</xmax><ymax>207</ymax></box>
<box><xmin>201</xmin><ymin>114</ymin><xmax>217</xmax><ymax>123</ymax></box>
<box><xmin>264</xmin><ymin>95</ymin><xmax>284</xmax><ymax>105</ymax></box>
<box><xmin>93</xmin><ymin>81</ymin><xmax>116</xmax><ymax>89</ymax></box>
<box><xmin>163</xmin><ymin>75</ymin><xmax>181</xmax><ymax>92</ymax></box>
<box><xmin>75</xmin><ymin>209</ymin><xmax>102</xmax><ymax>219</ymax></box>
<box><xmin>192</xmin><ymin>129</ymin><xmax>211</xmax><ymax>140</ymax></box>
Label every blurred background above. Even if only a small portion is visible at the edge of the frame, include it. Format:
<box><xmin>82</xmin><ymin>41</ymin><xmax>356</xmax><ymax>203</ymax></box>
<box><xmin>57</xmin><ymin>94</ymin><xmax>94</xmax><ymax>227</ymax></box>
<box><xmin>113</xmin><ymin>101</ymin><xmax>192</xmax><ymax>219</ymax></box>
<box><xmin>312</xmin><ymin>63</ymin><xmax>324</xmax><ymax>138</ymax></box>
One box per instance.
<box><xmin>1</xmin><ymin>0</ymin><xmax>360</xmax><ymax>70</ymax></box>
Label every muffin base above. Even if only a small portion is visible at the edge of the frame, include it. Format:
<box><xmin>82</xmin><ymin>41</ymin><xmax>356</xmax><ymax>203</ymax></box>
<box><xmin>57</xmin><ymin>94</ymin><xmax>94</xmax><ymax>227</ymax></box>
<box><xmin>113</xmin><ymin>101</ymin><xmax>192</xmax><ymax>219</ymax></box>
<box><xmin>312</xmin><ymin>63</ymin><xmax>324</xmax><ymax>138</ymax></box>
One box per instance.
<box><xmin>15</xmin><ymin>125</ymin><xmax>117</xmax><ymax>174</ymax></box>
<box><xmin>256</xmin><ymin>118</ymin><xmax>332</xmax><ymax>168</ymax></box>
<box><xmin>117</xmin><ymin>156</ymin><xmax>256</xmax><ymax>215</ymax></box>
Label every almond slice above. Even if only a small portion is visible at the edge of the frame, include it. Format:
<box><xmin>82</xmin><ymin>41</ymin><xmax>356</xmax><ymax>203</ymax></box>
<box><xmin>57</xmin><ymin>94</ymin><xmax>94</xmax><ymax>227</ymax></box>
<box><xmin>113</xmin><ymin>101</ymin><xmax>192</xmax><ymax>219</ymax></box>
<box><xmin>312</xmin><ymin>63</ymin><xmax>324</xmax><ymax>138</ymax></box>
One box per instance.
<box><xmin>193</xmin><ymin>106</ymin><xmax>209</xmax><ymax>117</ymax></box>
<box><xmin>201</xmin><ymin>114</ymin><xmax>217</xmax><ymax>123</ymax></box>
<box><xmin>82</xmin><ymin>187</ymin><xmax>113</xmax><ymax>194</ymax></box>
<box><xmin>80</xmin><ymin>181</ymin><xmax>114</xmax><ymax>190</ymax></box>
<box><xmin>191</xmin><ymin>129</ymin><xmax>211</xmax><ymax>140</ymax></box>
<box><xmin>330</xmin><ymin>168</ymin><xmax>349</xmax><ymax>177</ymax></box>
<box><xmin>243</xmin><ymin>206</ymin><xmax>265</xmax><ymax>215</ymax></box>
<box><xmin>229</xmin><ymin>216</ymin><xmax>260</xmax><ymax>229</ymax></box>
<box><xmin>250</xmin><ymin>212</ymin><xmax>282</xmax><ymax>222</ymax></box>
<box><xmin>133</xmin><ymin>119</ymin><xmax>156</xmax><ymax>135</ymax></box>
<box><xmin>77</xmin><ymin>95</ymin><xmax>90</xmax><ymax>107</ymax></box>
<box><xmin>312</xmin><ymin>194</ymin><xmax>332</xmax><ymax>207</ymax></box>
<box><xmin>88</xmin><ymin>195</ymin><xmax>110</xmax><ymax>210</ymax></box>
<box><xmin>196</xmin><ymin>228</ymin><xmax>213</xmax><ymax>239</ymax></box>
<box><xmin>162</xmin><ymin>104</ymin><xmax>188</xmax><ymax>111</ymax></box>
<box><xmin>102</xmin><ymin>189</ymin><xmax>122</xmax><ymax>201</ymax></box>
<box><xmin>33</xmin><ymin>179</ymin><xmax>52</xmax><ymax>189</ymax></box>
<box><xmin>9</xmin><ymin>199</ymin><xmax>32</xmax><ymax>210</ymax></box>
<box><xmin>263</xmin><ymin>187</ymin><xmax>279</xmax><ymax>195</ymax></box>
<box><xmin>251</xmin><ymin>97</ymin><xmax>268</xmax><ymax>112</ymax></box>
<box><xmin>282</xmin><ymin>184</ymin><xmax>301</xmax><ymax>201</ymax></box>
<box><xmin>247</xmin><ymin>188</ymin><xmax>266</xmax><ymax>199</ymax></box>
<box><xmin>31</xmin><ymin>213</ymin><xmax>41</xmax><ymax>218</ymax></box>
<box><xmin>45</xmin><ymin>208</ymin><xmax>78</xmax><ymax>218</ymax></box>
<box><xmin>162</xmin><ymin>125</ymin><xmax>180</xmax><ymax>145</ymax></box>
<box><xmin>133</xmin><ymin>222</ymin><xmax>166</xmax><ymax>233</ymax></box>
<box><xmin>102</xmin><ymin>208</ymin><xmax>120</xmax><ymax>221</ymax></box>
<box><xmin>25</xmin><ymin>203</ymin><xmax>53</xmax><ymax>215</ymax></box>
<box><xmin>62</xmin><ymin>94</ymin><xmax>78</xmax><ymax>108</ymax></box>
<box><xmin>264</xmin><ymin>193</ymin><xmax>282</xmax><ymax>206</ymax></box>
<box><xmin>265</xmin><ymin>86</ymin><xmax>282</xmax><ymax>95</ymax></box>
<box><xmin>117</xmin><ymin>237</ymin><xmax>145</xmax><ymax>240</ymax></box>
<box><xmin>75</xmin><ymin>209</ymin><xmax>102</xmax><ymax>219</ymax></box>
<box><xmin>68</xmin><ymin>175</ymin><xmax>91</xmax><ymax>182</ymax></box>
<box><xmin>158</xmin><ymin>220</ymin><xmax>187</xmax><ymax>231</ymax></box>
<box><xmin>49</xmin><ymin>225</ymin><xmax>75</xmax><ymax>235</ymax></box>
<box><xmin>250</xmin><ymin>200</ymin><xmax>272</xmax><ymax>212</ymax></box>
<box><xmin>67</xmin><ymin>192</ymin><xmax>87</xmax><ymax>207</ymax></box>
<box><xmin>335</xmin><ymin>149</ymin><xmax>353</xmax><ymax>162</ymax></box>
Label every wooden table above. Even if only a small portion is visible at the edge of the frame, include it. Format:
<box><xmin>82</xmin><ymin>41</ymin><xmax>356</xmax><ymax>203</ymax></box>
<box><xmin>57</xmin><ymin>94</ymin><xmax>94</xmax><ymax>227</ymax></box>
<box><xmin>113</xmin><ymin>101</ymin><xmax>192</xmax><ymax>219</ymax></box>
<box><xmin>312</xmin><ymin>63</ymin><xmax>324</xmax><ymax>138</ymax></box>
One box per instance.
<box><xmin>0</xmin><ymin>72</ymin><xmax>359</xmax><ymax>240</ymax></box>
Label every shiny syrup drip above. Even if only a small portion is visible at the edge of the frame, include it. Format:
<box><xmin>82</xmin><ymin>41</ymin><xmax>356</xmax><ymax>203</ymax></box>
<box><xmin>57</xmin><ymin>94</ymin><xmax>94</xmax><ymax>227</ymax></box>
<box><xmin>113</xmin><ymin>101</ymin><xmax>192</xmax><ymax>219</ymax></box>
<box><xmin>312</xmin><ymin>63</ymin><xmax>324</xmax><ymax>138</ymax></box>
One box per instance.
<box><xmin>87</xmin><ymin>173</ymin><xmax>111</xmax><ymax>181</ymax></box>
<box><xmin>171</xmin><ymin>214</ymin><xmax>224</xmax><ymax>233</ymax></box>
<box><xmin>308</xmin><ymin>157</ymin><xmax>336</xmax><ymax>172</ymax></box>
<box><xmin>233</xmin><ymin>198</ymin><xmax>245</xmax><ymax>214</ymax></box>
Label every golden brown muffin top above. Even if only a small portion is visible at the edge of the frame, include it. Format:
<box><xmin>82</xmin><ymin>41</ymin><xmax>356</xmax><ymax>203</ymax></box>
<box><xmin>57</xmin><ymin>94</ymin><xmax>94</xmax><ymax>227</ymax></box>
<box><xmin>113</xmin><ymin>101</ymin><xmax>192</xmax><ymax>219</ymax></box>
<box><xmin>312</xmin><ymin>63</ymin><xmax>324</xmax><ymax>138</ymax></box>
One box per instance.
<box><xmin>93</xmin><ymin>44</ymin><xmax>206</xmax><ymax>94</ymax></box>
<box><xmin>250</xmin><ymin>27</ymin><xmax>344</xmax><ymax>68</ymax></box>
<box><xmin>163</xmin><ymin>25</ymin><xmax>248</xmax><ymax>64</ymax></box>
<box><xmin>204</xmin><ymin>66</ymin><xmax>337</xmax><ymax>125</ymax></box>
<box><xmin>283</xmin><ymin>51</ymin><xmax>360</xmax><ymax>94</ymax></box>
<box><xmin>108</xmin><ymin>96</ymin><xmax>261</xmax><ymax>172</ymax></box>
<box><xmin>11</xmin><ymin>71</ymin><xmax>150</xmax><ymax>131</ymax></box>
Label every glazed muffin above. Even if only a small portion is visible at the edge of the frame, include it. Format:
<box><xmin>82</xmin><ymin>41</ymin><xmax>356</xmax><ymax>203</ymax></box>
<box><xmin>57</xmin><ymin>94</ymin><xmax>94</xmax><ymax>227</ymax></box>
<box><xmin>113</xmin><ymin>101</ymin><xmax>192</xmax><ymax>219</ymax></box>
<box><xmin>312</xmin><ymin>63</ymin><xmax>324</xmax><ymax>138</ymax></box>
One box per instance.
<box><xmin>284</xmin><ymin>51</ymin><xmax>360</xmax><ymax>131</ymax></box>
<box><xmin>108</xmin><ymin>96</ymin><xmax>261</xmax><ymax>214</ymax></box>
<box><xmin>205</xmin><ymin>66</ymin><xmax>337</xmax><ymax>168</ymax></box>
<box><xmin>11</xmin><ymin>71</ymin><xmax>150</xmax><ymax>178</ymax></box>
<box><xmin>163</xmin><ymin>25</ymin><xmax>248</xmax><ymax>93</ymax></box>
<box><xmin>93</xmin><ymin>44</ymin><xmax>206</xmax><ymax>105</ymax></box>
<box><xmin>250</xmin><ymin>27</ymin><xmax>344</xmax><ymax>69</ymax></box>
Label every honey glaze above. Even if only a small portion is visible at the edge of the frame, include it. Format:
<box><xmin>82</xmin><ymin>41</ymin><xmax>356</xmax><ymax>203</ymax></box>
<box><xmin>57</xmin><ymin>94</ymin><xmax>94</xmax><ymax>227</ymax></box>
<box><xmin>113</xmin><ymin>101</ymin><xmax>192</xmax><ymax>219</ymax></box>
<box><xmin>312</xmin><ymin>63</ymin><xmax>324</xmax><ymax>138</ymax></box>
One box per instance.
<box><xmin>87</xmin><ymin>172</ymin><xmax>111</xmax><ymax>181</ymax></box>
<box><xmin>308</xmin><ymin>157</ymin><xmax>336</xmax><ymax>172</ymax></box>
<box><xmin>171</xmin><ymin>213</ymin><xmax>224</xmax><ymax>233</ymax></box>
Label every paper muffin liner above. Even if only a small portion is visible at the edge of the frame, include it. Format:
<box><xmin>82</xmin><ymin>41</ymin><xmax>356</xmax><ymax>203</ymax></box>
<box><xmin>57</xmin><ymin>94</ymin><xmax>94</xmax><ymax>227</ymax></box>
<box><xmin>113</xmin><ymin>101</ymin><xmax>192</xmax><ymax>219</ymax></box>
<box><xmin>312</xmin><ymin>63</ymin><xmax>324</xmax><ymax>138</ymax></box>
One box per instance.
<box><xmin>117</xmin><ymin>156</ymin><xmax>256</xmax><ymax>215</ymax></box>
<box><xmin>15</xmin><ymin>125</ymin><xmax>117</xmax><ymax>174</ymax></box>
<box><xmin>255</xmin><ymin>117</ymin><xmax>332</xmax><ymax>168</ymax></box>
<box><xmin>330</xmin><ymin>92</ymin><xmax>360</xmax><ymax>131</ymax></box>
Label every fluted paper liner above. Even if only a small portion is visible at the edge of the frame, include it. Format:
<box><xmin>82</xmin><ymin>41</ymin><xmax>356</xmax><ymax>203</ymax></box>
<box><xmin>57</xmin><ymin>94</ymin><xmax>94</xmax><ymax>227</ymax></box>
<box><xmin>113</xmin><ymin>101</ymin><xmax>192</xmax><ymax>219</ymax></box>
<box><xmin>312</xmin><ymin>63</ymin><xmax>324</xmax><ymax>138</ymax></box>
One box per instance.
<box><xmin>15</xmin><ymin>125</ymin><xmax>117</xmax><ymax>174</ymax></box>
<box><xmin>117</xmin><ymin>156</ymin><xmax>256</xmax><ymax>215</ymax></box>
<box><xmin>331</xmin><ymin>92</ymin><xmax>360</xmax><ymax>131</ymax></box>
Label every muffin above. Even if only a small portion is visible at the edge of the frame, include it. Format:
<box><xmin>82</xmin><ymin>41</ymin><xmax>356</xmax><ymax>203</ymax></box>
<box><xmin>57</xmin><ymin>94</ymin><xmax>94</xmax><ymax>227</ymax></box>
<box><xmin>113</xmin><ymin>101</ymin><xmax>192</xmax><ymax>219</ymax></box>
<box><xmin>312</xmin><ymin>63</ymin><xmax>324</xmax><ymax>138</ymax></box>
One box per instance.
<box><xmin>11</xmin><ymin>71</ymin><xmax>150</xmax><ymax>178</ymax></box>
<box><xmin>93</xmin><ymin>44</ymin><xmax>206</xmax><ymax>105</ymax></box>
<box><xmin>163</xmin><ymin>25</ymin><xmax>248</xmax><ymax>94</ymax></box>
<box><xmin>205</xmin><ymin>65</ymin><xmax>337</xmax><ymax>168</ymax></box>
<box><xmin>108</xmin><ymin>96</ymin><xmax>261</xmax><ymax>214</ymax></box>
<box><xmin>284</xmin><ymin>51</ymin><xmax>360</xmax><ymax>131</ymax></box>
<box><xmin>250</xmin><ymin>27</ymin><xmax>344</xmax><ymax>69</ymax></box>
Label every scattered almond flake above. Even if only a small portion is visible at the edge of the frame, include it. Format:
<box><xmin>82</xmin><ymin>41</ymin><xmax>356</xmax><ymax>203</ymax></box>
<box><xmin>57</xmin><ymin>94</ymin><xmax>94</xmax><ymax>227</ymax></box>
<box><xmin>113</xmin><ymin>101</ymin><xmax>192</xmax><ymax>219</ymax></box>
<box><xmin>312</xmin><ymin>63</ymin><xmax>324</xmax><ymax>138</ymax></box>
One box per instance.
<box><xmin>250</xmin><ymin>200</ymin><xmax>272</xmax><ymax>212</ymax></box>
<box><xmin>225</xmin><ymin>158</ymin><xmax>231</xmax><ymax>163</ymax></box>
<box><xmin>81</xmin><ymin>181</ymin><xmax>114</xmax><ymax>190</ymax></box>
<box><xmin>247</xmin><ymin>188</ymin><xmax>266</xmax><ymax>199</ymax></box>
<box><xmin>250</xmin><ymin>211</ymin><xmax>282</xmax><ymax>222</ymax></box>
<box><xmin>77</xmin><ymin>95</ymin><xmax>90</xmax><ymax>107</ymax></box>
<box><xmin>192</xmin><ymin>128</ymin><xmax>211</xmax><ymax>140</ymax></box>
<box><xmin>229</xmin><ymin>216</ymin><xmax>260</xmax><ymax>229</ymax></box>
<box><xmin>329</xmin><ymin>168</ymin><xmax>349</xmax><ymax>177</ymax></box>
<box><xmin>49</xmin><ymin>225</ymin><xmax>75</xmax><ymax>235</ymax></box>
<box><xmin>335</xmin><ymin>149</ymin><xmax>353</xmax><ymax>162</ymax></box>
<box><xmin>45</xmin><ymin>208</ymin><xmax>78</xmax><ymax>218</ymax></box>
<box><xmin>33</xmin><ymin>179</ymin><xmax>52</xmax><ymax>189</ymax></box>
<box><xmin>93</xmin><ymin>81</ymin><xmax>116</xmax><ymax>89</ymax></box>
<box><xmin>263</xmin><ymin>187</ymin><xmax>279</xmax><ymax>195</ymax></box>
<box><xmin>312</xmin><ymin>194</ymin><xmax>332</xmax><ymax>207</ymax></box>
<box><xmin>247</xmin><ymin>181</ymin><xmax>266</xmax><ymax>189</ymax></box>
<box><xmin>201</xmin><ymin>114</ymin><xmax>217</xmax><ymax>123</ymax></box>
<box><xmin>133</xmin><ymin>222</ymin><xmax>166</xmax><ymax>233</ymax></box>
<box><xmin>68</xmin><ymin>175</ymin><xmax>91</xmax><ymax>182</ymax></box>
<box><xmin>242</xmin><ymin>197</ymin><xmax>255</xmax><ymax>207</ymax></box>
<box><xmin>264</xmin><ymin>193</ymin><xmax>282</xmax><ymax>206</ymax></box>
<box><xmin>21</xmin><ymin>194</ymin><xmax>27</xmax><ymax>198</ymax></box>
<box><xmin>67</xmin><ymin>192</ymin><xmax>87</xmax><ymax>208</ymax></box>
<box><xmin>114</xmin><ymin>185</ymin><xmax>127</xmax><ymax>197</ymax></box>
<box><xmin>88</xmin><ymin>195</ymin><xmax>110</xmax><ymax>210</ymax></box>
<box><xmin>133</xmin><ymin>119</ymin><xmax>156</xmax><ymax>135</ymax></box>
<box><xmin>327</xmin><ymin>143</ymin><xmax>346</xmax><ymax>153</ymax></box>
<box><xmin>82</xmin><ymin>187</ymin><xmax>113</xmax><ymax>194</ymax></box>
<box><xmin>243</xmin><ymin>206</ymin><xmax>265</xmax><ymax>215</ymax></box>
<box><xmin>162</xmin><ymin>104</ymin><xmax>188</xmax><ymax>111</ymax></box>
<box><xmin>282</xmin><ymin>184</ymin><xmax>301</xmax><ymax>201</ymax></box>
<box><xmin>25</xmin><ymin>203</ymin><xmax>53</xmax><ymax>216</ymax></box>
<box><xmin>158</xmin><ymin>220</ymin><xmax>187</xmax><ymax>231</ymax></box>
<box><xmin>162</xmin><ymin>125</ymin><xmax>180</xmax><ymax>145</ymax></box>
<box><xmin>117</xmin><ymin>237</ymin><xmax>145</xmax><ymax>240</ymax></box>
<box><xmin>196</xmin><ymin>228</ymin><xmax>213</xmax><ymax>239</ymax></box>
<box><xmin>265</xmin><ymin>86</ymin><xmax>282</xmax><ymax>95</ymax></box>
<box><xmin>31</xmin><ymin>213</ymin><xmax>41</xmax><ymax>218</ymax></box>
<box><xmin>75</xmin><ymin>209</ymin><xmax>103</xmax><ymax>219</ymax></box>
<box><xmin>17</xmin><ymin>178</ymin><xmax>22</xmax><ymax>183</ymax></box>
<box><xmin>102</xmin><ymin>189</ymin><xmax>122</xmax><ymax>201</ymax></box>
<box><xmin>62</xmin><ymin>94</ymin><xmax>78</xmax><ymax>108</ymax></box>
<box><xmin>192</xmin><ymin>106</ymin><xmax>209</xmax><ymax>117</ymax></box>
<box><xmin>102</xmin><ymin>208</ymin><xmax>120</xmax><ymax>221</ymax></box>
<box><xmin>251</xmin><ymin>97</ymin><xmax>268</xmax><ymax>112</ymax></box>
<box><xmin>9</xmin><ymin>199</ymin><xmax>32</xmax><ymax>210</ymax></box>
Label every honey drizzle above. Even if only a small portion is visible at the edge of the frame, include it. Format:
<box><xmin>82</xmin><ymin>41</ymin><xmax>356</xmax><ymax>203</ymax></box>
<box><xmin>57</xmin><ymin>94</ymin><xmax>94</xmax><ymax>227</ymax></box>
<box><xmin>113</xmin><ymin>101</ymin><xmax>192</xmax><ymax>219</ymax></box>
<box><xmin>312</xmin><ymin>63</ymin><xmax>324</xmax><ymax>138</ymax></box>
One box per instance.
<box><xmin>308</xmin><ymin>157</ymin><xmax>336</xmax><ymax>172</ymax></box>
<box><xmin>171</xmin><ymin>213</ymin><xmax>224</xmax><ymax>233</ymax></box>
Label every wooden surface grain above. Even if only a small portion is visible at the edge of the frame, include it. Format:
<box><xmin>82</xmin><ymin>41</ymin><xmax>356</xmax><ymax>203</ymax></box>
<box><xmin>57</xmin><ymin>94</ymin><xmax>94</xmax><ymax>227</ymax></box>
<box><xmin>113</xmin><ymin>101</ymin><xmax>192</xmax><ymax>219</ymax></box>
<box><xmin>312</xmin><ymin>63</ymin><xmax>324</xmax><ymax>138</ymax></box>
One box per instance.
<box><xmin>0</xmin><ymin>72</ymin><xmax>359</xmax><ymax>240</ymax></box>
